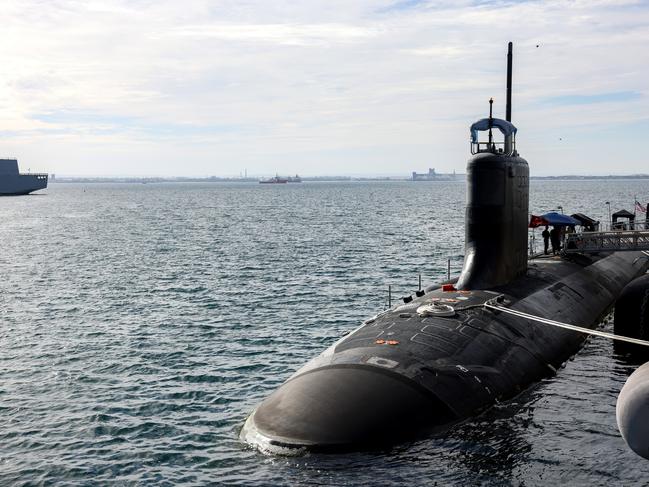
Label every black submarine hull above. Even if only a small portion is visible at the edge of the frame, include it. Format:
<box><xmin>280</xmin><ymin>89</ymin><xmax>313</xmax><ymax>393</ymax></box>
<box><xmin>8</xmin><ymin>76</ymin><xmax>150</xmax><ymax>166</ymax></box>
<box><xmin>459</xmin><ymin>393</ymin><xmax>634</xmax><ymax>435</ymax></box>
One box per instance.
<box><xmin>241</xmin><ymin>251</ymin><xmax>649</xmax><ymax>452</ymax></box>
<box><xmin>241</xmin><ymin>43</ymin><xmax>648</xmax><ymax>454</ymax></box>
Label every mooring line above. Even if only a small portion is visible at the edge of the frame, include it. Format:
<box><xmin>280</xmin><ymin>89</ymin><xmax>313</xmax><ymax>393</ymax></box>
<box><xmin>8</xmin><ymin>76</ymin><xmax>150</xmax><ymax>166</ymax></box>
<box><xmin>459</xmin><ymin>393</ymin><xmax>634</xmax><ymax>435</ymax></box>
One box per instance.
<box><xmin>484</xmin><ymin>302</ymin><xmax>649</xmax><ymax>347</ymax></box>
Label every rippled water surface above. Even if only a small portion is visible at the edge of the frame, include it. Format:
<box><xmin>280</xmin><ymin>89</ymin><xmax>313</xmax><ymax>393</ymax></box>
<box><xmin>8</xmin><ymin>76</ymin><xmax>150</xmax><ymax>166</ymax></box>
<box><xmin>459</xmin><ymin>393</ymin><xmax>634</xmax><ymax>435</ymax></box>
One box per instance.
<box><xmin>1</xmin><ymin>179</ymin><xmax>648</xmax><ymax>486</ymax></box>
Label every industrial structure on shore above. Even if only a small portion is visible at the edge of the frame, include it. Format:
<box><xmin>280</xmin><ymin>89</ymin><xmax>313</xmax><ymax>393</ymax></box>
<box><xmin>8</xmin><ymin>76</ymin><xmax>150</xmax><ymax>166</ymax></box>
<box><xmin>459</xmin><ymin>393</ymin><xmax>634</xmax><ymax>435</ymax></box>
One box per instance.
<box><xmin>411</xmin><ymin>168</ymin><xmax>459</xmax><ymax>181</ymax></box>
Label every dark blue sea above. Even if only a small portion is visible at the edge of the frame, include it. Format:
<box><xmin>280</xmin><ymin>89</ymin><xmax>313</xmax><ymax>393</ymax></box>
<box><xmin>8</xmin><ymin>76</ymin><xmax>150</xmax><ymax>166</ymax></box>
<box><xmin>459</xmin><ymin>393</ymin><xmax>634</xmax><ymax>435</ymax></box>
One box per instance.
<box><xmin>1</xmin><ymin>179</ymin><xmax>648</xmax><ymax>486</ymax></box>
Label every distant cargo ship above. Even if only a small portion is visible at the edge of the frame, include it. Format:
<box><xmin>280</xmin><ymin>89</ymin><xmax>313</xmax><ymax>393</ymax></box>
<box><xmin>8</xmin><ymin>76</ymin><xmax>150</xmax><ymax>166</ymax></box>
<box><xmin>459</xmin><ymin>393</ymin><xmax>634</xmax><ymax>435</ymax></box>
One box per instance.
<box><xmin>0</xmin><ymin>159</ymin><xmax>48</xmax><ymax>195</ymax></box>
<box><xmin>260</xmin><ymin>175</ymin><xmax>288</xmax><ymax>184</ymax></box>
<box><xmin>259</xmin><ymin>174</ymin><xmax>302</xmax><ymax>184</ymax></box>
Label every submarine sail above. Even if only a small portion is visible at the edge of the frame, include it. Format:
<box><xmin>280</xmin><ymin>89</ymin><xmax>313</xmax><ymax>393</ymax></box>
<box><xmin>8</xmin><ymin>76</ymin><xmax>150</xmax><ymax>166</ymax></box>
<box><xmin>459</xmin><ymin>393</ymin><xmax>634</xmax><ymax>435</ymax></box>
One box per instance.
<box><xmin>241</xmin><ymin>43</ymin><xmax>649</xmax><ymax>453</ymax></box>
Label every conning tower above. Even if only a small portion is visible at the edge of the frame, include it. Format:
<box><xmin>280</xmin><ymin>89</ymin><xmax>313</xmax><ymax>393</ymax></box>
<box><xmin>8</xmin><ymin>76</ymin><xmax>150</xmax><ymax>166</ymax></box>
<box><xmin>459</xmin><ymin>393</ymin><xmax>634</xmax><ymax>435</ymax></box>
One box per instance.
<box><xmin>457</xmin><ymin>42</ymin><xmax>529</xmax><ymax>290</ymax></box>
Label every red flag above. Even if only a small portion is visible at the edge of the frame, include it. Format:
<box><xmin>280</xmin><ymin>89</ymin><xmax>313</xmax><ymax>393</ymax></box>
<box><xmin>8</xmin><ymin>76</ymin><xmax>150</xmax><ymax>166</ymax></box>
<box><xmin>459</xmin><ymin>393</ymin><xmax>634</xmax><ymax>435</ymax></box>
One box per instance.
<box><xmin>636</xmin><ymin>201</ymin><xmax>647</xmax><ymax>213</ymax></box>
<box><xmin>529</xmin><ymin>215</ymin><xmax>549</xmax><ymax>228</ymax></box>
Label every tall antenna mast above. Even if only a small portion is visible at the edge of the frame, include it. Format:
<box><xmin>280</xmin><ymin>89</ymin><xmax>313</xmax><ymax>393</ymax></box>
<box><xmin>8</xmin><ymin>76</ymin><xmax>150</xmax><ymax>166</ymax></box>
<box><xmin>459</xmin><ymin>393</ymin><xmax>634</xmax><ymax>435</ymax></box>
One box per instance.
<box><xmin>506</xmin><ymin>41</ymin><xmax>513</xmax><ymax>122</ymax></box>
<box><xmin>488</xmin><ymin>98</ymin><xmax>493</xmax><ymax>147</ymax></box>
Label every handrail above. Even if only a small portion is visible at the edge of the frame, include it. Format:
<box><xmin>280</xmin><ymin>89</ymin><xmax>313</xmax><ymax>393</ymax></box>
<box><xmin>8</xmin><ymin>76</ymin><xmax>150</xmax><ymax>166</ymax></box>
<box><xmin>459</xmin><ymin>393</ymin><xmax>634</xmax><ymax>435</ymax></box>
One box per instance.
<box><xmin>589</xmin><ymin>221</ymin><xmax>649</xmax><ymax>232</ymax></box>
<box><xmin>563</xmin><ymin>226</ymin><xmax>649</xmax><ymax>254</ymax></box>
<box><xmin>470</xmin><ymin>140</ymin><xmax>516</xmax><ymax>156</ymax></box>
<box><xmin>528</xmin><ymin>213</ymin><xmax>649</xmax><ymax>256</ymax></box>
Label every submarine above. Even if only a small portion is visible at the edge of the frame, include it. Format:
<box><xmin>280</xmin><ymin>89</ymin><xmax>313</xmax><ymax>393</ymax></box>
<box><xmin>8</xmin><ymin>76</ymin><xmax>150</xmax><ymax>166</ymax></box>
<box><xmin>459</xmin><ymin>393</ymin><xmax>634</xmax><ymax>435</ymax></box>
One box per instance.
<box><xmin>241</xmin><ymin>43</ymin><xmax>649</xmax><ymax>453</ymax></box>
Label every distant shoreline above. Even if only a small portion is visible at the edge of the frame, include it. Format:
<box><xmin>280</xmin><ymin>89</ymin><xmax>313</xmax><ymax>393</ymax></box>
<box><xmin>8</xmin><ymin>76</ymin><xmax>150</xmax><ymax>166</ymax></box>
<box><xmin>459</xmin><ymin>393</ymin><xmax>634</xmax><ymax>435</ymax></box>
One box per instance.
<box><xmin>49</xmin><ymin>174</ymin><xmax>649</xmax><ymax>183</ymax></box>
<box><xmin>530</xmin><ymin>174</ymin><xmax>649</xmax><ymax>180</ymax></box>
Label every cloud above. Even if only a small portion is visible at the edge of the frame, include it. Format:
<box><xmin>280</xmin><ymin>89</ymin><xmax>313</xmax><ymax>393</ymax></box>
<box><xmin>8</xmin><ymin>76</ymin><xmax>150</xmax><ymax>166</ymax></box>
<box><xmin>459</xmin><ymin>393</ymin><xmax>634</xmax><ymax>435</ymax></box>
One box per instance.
<box><xmin>542</xmin><ymin>91</ymin><xmax>642</xmax><ymax>106</ymax></box>
<box><xmin>31</xmin><ymin>109</ymin><xmax>242</xmax><ymax>139</ymax></box>
<box><xmin>169</xmin><ymin>23</ymin><xmax>381</xmax><ymax>46</ymax></box>
<box><xmin>377</xmin><ymin>0</ymin><xmax>429</xmax><ymax>13</ymax></box>
<box><xmin>1</xmin><ymin>0</ymin><xmax>649</xmax><ymax>176</ymax></box>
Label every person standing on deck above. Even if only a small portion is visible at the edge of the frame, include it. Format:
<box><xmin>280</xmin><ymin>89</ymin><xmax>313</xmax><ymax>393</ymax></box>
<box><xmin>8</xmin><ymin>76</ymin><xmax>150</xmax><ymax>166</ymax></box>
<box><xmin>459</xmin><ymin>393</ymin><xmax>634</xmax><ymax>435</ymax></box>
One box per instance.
<box><xmin>542</xmin><ymin>226</ymin><xmax>550</xmax><ymax>255</ymax></box>
<box><xmin>550</xmin><ymin>226</ymin><xmax>561</xmax><ymax>255</ymax></box>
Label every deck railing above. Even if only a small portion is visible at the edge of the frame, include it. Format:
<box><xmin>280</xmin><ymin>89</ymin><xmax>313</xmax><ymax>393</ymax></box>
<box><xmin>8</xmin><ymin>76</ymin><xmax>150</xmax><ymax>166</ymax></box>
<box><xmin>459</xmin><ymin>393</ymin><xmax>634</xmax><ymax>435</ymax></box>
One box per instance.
<box><xmin>470</xmin><ymin>140</ymin><xmax>516</xmax><ymax>156</ymax></box>
<box><xmin>564</xmin><ymin>225</ymin><xmax>649</xmax><ymax>254</ymax></box>
<box><xmin>19</xmin><ymin>173</ymin><xmax>48</xmax><ymax>180</ymax></box>
<box><xmin>529</xmin><ymin>220</ymin><xmax>649</xmax><ymax>256</ymax></box>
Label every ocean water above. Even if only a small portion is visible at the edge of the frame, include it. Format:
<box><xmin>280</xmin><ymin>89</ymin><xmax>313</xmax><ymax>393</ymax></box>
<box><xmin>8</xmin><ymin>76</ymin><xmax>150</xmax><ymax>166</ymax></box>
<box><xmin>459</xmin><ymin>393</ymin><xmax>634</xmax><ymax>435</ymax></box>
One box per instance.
<box><xmin>1</xmin><ymin>179</ymin><xmax>648</xmax><ymax>486</ymax></box>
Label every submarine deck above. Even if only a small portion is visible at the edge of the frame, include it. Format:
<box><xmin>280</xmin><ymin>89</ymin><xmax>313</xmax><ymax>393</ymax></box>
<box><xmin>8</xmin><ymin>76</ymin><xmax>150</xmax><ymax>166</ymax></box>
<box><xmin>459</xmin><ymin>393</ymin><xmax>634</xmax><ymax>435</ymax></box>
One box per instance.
<box><xmin>245</xmin><ymin>251</ymin><xmax>648</xmax><ymax>451</ymax></box>
<box><xmin>335</xmin><ymin>254</ymin><xmax>594</xmax><ymax>352</ymax></box>
<box><xmin>290</xmin><ymin>251</ymin><xmax>647</xmax><ymax>417</ymax></box>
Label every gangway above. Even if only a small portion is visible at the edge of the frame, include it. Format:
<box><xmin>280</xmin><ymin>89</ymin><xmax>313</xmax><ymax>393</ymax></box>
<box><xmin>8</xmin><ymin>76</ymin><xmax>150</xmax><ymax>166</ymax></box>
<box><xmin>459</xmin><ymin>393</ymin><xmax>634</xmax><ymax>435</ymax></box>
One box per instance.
<box><xmin>564</xmin><ymin>223</ymin><xmax>649</xmax><ymax>254</ymax></box>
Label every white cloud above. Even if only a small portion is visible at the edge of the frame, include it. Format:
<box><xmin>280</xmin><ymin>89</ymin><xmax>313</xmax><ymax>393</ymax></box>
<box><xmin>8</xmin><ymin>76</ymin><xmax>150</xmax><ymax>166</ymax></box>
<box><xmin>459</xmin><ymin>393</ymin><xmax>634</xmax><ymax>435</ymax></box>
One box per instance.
<box><xmin>168</xmin><ymin>23</ymin><xmax>382</xmax><ymax>46</ymax></box>
<box><xmin>0</xmin><ymin>0</ymin><xmax>648</xmax><ymax>176</ymax></box>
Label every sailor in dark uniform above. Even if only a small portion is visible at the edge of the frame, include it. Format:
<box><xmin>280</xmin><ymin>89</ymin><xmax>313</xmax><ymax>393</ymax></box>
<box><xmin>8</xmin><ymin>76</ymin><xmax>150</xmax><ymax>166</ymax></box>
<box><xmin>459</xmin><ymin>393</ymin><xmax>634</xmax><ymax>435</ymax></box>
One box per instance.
<box><xmin>542</xmin><ymin>226</ymin><xmax>550</xmax><ymax>255</ymax></box>
<box><xmin>550</xmin><ymin>226</ymin><xmax>561</xmax><ymax>255</ymax></box>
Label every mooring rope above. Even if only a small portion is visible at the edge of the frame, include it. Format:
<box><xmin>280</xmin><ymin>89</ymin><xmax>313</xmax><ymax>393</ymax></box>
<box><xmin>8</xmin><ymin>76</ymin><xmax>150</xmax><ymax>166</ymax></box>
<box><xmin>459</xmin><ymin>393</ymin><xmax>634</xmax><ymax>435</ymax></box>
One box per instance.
<box><xmin>484</xmin><ymin>302</ymin><xmax>649</xmax><ymax>347</ymax></box>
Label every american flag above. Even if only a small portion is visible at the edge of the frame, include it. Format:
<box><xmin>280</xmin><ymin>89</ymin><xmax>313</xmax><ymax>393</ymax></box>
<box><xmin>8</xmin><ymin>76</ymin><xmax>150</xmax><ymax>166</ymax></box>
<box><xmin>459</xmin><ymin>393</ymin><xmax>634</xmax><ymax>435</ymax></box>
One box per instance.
<box><xmin>636</xmin><ymin>200</ymin><xmax>647</xmax><ymax>213</ymax></box>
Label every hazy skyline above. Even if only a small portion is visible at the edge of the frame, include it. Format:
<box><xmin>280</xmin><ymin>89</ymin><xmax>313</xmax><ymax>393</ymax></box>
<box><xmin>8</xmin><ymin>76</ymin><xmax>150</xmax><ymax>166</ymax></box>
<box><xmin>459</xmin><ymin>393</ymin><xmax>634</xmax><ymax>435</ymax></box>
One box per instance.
<box><xmin>2</xmin><ymin>0</ymin><xmax>649</xmax><ymax>177</ymax></box>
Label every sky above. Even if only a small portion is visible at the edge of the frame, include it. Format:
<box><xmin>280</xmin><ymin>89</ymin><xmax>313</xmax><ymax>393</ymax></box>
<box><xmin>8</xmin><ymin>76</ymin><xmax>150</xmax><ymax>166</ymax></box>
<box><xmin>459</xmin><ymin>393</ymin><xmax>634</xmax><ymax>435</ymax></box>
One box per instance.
<box><xmin>2</xmin><ymin>0</ymin><xmax>649</xmax><ymax>177</ymax></box>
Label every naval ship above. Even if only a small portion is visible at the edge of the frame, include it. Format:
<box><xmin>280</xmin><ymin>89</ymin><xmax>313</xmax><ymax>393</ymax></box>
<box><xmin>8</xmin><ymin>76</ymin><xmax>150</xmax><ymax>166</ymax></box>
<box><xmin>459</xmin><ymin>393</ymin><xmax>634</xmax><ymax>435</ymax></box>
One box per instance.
<box><xmin>241</xmin><ymin>43</ymin><xmax>649</xmax><ymax>453</ymax></box>
<box><xmin>0</xmin><ymin>159</ymin><xmax>48</xmax><ymax>195</ymax></box>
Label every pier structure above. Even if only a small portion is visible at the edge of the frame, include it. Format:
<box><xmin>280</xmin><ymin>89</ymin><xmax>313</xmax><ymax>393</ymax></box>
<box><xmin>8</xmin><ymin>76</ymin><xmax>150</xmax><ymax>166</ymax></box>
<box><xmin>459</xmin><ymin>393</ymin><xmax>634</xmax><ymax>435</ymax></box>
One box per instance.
<box><xmin>564</xmin><ymin>223</ymin><xmax>649</xmax><ymax>254</ymax></box>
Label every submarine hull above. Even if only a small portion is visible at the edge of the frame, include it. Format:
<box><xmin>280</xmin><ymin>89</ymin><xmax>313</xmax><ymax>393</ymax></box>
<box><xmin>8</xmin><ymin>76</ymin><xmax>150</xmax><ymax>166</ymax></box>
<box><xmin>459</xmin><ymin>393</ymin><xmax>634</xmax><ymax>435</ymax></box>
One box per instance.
<box><xmin>242</xmin><ymin>251</ymin><xmax>649</xmax><ymax>452</ymax></box>
<box><xmin>241</xmin><ymin>43</ymin><xmax>647</xmax><ymax>454</ymax></box>
<box><xmin>242</xmin><ymin>365</ymin><xmax>452</xmax><ymax>452</ymax></box>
